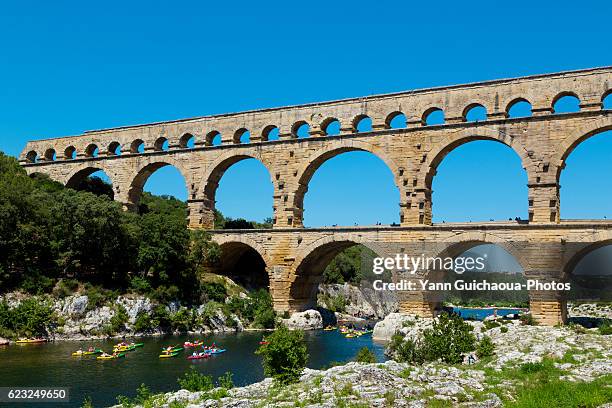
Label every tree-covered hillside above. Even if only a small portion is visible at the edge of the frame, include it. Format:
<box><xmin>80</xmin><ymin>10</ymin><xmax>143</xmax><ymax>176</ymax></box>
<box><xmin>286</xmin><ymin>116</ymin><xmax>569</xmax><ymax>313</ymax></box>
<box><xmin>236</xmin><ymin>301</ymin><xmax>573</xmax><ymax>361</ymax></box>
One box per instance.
<box><xmin>0</xmin><ymin>152</ymin><xmax>219</xmax><ymax>304</ymax></box>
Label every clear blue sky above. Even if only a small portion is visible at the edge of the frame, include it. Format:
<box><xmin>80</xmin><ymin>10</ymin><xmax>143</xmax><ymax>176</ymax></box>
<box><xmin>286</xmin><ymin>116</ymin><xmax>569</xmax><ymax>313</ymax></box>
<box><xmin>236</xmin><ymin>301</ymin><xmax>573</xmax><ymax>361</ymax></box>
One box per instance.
<box><xmin>1</xmin><ymin>1</ymin><xmax>611</xmax><ymax>225</ymax></box>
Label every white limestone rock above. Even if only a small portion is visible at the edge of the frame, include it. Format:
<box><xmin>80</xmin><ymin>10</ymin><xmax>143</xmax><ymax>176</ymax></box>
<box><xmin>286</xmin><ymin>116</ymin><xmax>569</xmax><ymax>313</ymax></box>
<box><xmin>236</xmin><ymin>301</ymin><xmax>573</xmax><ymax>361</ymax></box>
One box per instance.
<box><xmin>283</xmin><ymin>309</ymin><xmax>323</xmax><ymax>330</ymax></box>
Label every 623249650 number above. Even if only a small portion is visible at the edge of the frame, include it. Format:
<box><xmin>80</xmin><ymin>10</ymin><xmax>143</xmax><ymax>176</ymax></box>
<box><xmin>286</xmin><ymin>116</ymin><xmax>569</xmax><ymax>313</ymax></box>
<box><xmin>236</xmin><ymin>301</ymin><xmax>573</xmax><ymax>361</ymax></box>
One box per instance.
<box><xmin>0</xmin><ymin>388</ymin><xmax>69</xmax><ymax>403</ymax></box>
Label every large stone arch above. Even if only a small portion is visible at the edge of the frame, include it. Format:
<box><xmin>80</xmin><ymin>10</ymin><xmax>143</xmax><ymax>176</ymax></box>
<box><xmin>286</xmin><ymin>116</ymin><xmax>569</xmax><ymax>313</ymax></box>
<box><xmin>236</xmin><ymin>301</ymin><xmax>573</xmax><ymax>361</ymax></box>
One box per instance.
<box><xmin>557</xmin><ymin>230</ymin><xmax>612</xmax><ymax>310</ymax></box>
<box><xmin>212</xmin><ymin>235</ymin><xmax>272</xmax><ymax>291</ymax></box>
<box><xmin>562</xmin><ymin>229</ymin><xmax>612</xmax><ymax>279</ymax></box>
<box><xmin>212</xmin><ymin>234</ymin><xmax>273</xmax><ymax>269</ymax></box>
<box><xmin>64</xmin><ymin>163</ymin><xmax>116</xmax><ymax>189</ymax></box>
<box><xmin>553</xmin><ymin>118</ymin><xmax>612</xmax><ymax>221</ymax></box>
<box><xmin>291</xmin><ymin>140</ymin><xmax>402</xmax><ymax>227</ymax></box>
<box><xmin>126</xmin><ymin>158</ymin><xmax>191</xmax><ymax>209</ymax></box>
<box><xmin>402</xmin><ymin>231</ymin><xmax>531</xmax><ymax>317</ymax></box>
<box><xmin>436</xmin><ymin>230</ymin><xmax>532</xmax><ymax>272</ymax></box>
<box><xmin>415</xmin><ymin>128</ymin><xmax>535</xmax><ymax>225</ymax></box>
<box><xmin>287</xmin><ymin>233</ymin><xmax>386</xmax><ymax>311</ymax></box>
<box><xmin>200</xmin><ymin>150</ymin><xmax>275</xmax><ymax>215</ymax></box>
<box><xmin>422</xmin><ymin>128</ymin><xmax>536</xmax><ymax>188</ymax></box>
<box><xmin>554</xmin><ymin>117</ymin><xmax>612</xmax><ymax>182</ymax></box>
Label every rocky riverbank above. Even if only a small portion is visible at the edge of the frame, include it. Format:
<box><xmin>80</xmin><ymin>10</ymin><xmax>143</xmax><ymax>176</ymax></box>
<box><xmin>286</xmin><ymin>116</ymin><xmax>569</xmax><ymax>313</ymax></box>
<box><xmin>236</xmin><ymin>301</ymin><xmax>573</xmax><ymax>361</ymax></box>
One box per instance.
<box><xmin>0</xmin><ymin>291</ymin><xmax>253</xmax><ymax>343</ymax></box>
<box><xmin>120</xmin><ymin>319</ymin><xmax>611</xmax><ymax>407</ymax></box>
<box><xmin>568</xmin><ymin>302</ymin><xmax>612</xmax><ymax>320</ymax></box>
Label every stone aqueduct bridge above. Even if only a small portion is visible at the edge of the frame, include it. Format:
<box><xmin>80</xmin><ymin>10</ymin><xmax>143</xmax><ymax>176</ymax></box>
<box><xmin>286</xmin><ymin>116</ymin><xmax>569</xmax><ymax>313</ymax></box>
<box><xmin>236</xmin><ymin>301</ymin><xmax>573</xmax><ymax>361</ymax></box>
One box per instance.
<box><xmin>20</xmin><ymin>67</ymin><xmax>612</xmax><ymax>325</ymax></box>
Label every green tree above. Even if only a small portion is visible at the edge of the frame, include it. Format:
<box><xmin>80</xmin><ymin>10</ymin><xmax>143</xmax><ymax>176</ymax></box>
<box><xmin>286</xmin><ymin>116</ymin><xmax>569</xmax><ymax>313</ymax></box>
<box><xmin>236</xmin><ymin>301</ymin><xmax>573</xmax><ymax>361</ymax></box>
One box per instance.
<box><xmin>74</xmin><ymin>176</ymin><xmax>114</xmax><ymax>200</ymax></box>
<box><xmin>420</xmin><ymin>313</ymin><xmax>476</xmax><ymax>364</ymax></box>
<box><xmin>476</xmin><ymin>335</ymin><xmax>495</xmax><ymax>358</ymax></box>
<box><xmin>1</xmin><ymin>297</ymin><xmax>57</xmax><ymax>338</ymax></box>
<box><xmin>0</xmin><ymin>154</ymin><xmax>55</xmax><ymax>290</ymax></box>
<box><xmin>177</xmin><ymin>367</ymin><xmax>214</xmax><ymax>392</ymax></box>
<box><xmin>135</xmin><ymin>194</ymin><xmax>191</xmax><ymax>291</ymax></box>
<box><xmin>188</xmin><ymin>229</ymin><xmax>221</xmax><ymax>270</ymax></box>
<box><xmin>47</xmin><ymin>188</ymin><xmax>135</xmax><ymax>284</ymax></box>
<box><xmin>256</xmin><ymin>325</ymin><xmax>308</xmax><ymax>384</ymax></box>
<box><xmin>223</xmin><ymin>218</ymin><xmax>254</xmax><ymax>229</ymax></box>
<box><xmin>354</xmin><ymin>347</ymin><xmax>376</xmax><ymax>363</ymax></box>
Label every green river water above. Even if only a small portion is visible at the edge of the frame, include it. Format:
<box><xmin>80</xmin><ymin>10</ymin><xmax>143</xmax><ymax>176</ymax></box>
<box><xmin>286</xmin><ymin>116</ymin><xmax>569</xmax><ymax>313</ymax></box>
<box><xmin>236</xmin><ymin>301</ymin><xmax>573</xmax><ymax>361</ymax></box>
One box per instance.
<box><xmin>0</xmin><ymin>330</ymin><xmax>386</xmax><ymax>407</ymax></box>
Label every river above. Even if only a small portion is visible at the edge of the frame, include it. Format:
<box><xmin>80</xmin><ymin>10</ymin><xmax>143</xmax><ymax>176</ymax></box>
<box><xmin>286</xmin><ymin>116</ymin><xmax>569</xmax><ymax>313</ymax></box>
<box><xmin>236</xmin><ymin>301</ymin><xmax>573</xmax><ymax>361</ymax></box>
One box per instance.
<box><xmin>0</xmin><ymin>330</ymin><xmax>386</xmax><ymax>407</ymax></box>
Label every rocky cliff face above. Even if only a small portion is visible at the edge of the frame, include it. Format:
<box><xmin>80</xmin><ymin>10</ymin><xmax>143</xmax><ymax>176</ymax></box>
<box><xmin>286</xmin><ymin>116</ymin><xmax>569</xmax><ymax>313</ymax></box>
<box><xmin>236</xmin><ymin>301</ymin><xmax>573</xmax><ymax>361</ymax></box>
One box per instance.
<box><xmin>317</xmin><ymin>283</ymin><xmax>398</xmax><ymax>319</ymax></box>
<box><xmin>1</xmin><ymin>292</ymin><xmax>245</xmax><ymax>342</ymax></box>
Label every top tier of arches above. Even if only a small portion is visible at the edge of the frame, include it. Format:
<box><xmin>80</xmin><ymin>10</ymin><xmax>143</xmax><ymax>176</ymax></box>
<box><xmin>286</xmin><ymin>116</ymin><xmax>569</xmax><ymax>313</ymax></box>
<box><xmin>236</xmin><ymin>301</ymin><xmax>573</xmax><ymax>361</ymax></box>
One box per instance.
<box><xmin>21</xmin><ymin>68</ymin><xmax>611</xmax><ymax>163</ymax></box>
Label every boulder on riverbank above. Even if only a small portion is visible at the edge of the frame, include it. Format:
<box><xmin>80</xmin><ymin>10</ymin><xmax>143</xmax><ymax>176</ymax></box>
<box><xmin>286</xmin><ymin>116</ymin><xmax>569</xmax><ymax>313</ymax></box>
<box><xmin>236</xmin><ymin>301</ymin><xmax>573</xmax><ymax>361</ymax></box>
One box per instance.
<box><xmin>372</xmin><ymin>313</ymin><xmax>429</xmax><ymax>341</ymax></box>
<box><xmin>282</xmin><ymin>309</ymin><xmax>323</xmax><ymax>330</ymax></box>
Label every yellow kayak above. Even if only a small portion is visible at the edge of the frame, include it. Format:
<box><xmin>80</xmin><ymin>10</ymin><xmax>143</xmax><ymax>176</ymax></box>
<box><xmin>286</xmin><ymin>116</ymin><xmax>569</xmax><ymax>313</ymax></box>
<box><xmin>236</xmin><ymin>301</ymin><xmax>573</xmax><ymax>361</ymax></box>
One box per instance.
<box><xmin>97</xmin><ymin>353</ymin><xmax>125</xmax><ymax>360</ymax></box>
<box><xmin>159</xmin><ymin>352</ymin><xmax>179</xmax><ymax>358</ymax></box>
<box><xmin>72</xmin><ymin>349</ymin><xmax>102</xmax><ymax>356</ymax></box>
<box><xmin>113</xmin><ymin>346</ymin><xmax>135</xmax><ymax>352</ymax></box>
<box><xmin>16</xmin><ymin>339</ymin><xmax>47</xmax><ymax>344</ymax></box>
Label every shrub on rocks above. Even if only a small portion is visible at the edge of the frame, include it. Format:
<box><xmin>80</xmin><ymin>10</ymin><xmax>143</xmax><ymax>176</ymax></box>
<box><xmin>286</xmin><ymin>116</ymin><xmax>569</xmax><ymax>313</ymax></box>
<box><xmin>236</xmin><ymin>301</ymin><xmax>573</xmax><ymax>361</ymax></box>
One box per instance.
<box><xmin>420</xmin><ymin>313</ymin><xmax>476</xmax><ymax>364</ymax></box>
<box><xmin>354</xmin><ymin>347</ymin><xmax>376</xmax><ymax>363</ymax></box>
<box><xmin>256</xmin><ymin>324</ymin><xmax>308</xmax><ymax>385</ymax></box>
<box><xmin>388</xmin><ymin>313</ymin><xmax>477</xmax><ymax>365</ymax></box>
<box><xmin>476</xmin><ymin>335</ymin><xmax>495</xmax><ymax>358</ymax></box>
<box><xmin>519</xmin><ymin>313</ymin><xmax>539</xmax><ymax>326</ymax></box>
<box><xmin>388</xmin><ymin>334</ymin><xmax>424</xmax><ymax>364</ymax></box>
<box><xmin>103</xmin><ymin>304</ymin><xmax>128</xmax><ymax>335</ymax></box>
<box><xmin>53</xmin><ymin>279</ymin><xmax>79</xmax><ymax>298</ymax></box>
<box><xmin>0</xmin><ymin>297</ymin><xmax>57</xmax><ymax>338</ymax></box>
<box><xmin>177</xmin><ymin>367</ymin><xmax>214</xmax><ymax>392</ymax></box>
<box><xmin>598</xmin><ymin>321</ymin><xmax>611</xmax><ymax>335</ymax></box>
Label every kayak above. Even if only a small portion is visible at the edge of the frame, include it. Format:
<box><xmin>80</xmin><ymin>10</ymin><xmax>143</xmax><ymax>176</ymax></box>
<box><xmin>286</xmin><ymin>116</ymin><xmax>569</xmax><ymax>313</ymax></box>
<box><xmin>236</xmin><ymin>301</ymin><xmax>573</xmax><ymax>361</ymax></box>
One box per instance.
<box><xmin>114</xmin><ymin>345</ymin><xmax>137</xmax><ymax>352</ymax></box>
<box><xmin>72</xmin><ymin>349</ymin><xmax>102</xmax><ymax>356</ymax></box>
<box><xmin>184</xmin><ymin>341</ymin><xmax>204</xmax><ymax>347</ymax></box>
<box><xmin>323</xmin><ymin>326</ymin><xmax>337</xmax><ymax>331</ymax></box>
<box><xmin>208</xmin><ymin>349</ymin><xmax>226</xmax><ymax>354</ymax></box>
<box><xmin>161</xmin><ymin>347</ymin><xmax>183</xmax><ymax>353</ymax></box>
<box><xmin>97</xmin><ymin>353</ymin><xmax>125</xmax><ymax>360</ymax></box>
<box><xmin>114</xmin><ymin>342</ymin><xmax>143</xmax><ymax>349</ymax></box>
<box><xmin>16</xmin><ymin>339</ymin><xmax>47</xmax><ymax>344</ymax></box>
<box><xmin>159</xmin><ymin>352</ymin><xmax>179</xmax><ymax>358</ymax></box>
<box><xmin>187</xmin><ymin>353</ymin><xmax>209</xmax><ymax>360</ymax></box>
<box><xmin>259</xmin><ymin>341</ymin><xmax>269</xmax><ymax>345</ymax></box>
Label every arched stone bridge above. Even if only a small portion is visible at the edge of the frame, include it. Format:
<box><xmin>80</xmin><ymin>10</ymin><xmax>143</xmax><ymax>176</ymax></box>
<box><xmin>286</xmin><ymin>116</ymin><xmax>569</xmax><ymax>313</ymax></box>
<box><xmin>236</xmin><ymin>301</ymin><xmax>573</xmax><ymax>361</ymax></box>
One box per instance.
<box><xmin>210</xmin><ymin>223</ymin><xmax>612</xmax><ymax>326</ymax></box>
<box><xmin>20</xmin><ymin>67</ymin><xmax>612</xmax><ymax>325</ymax></box>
